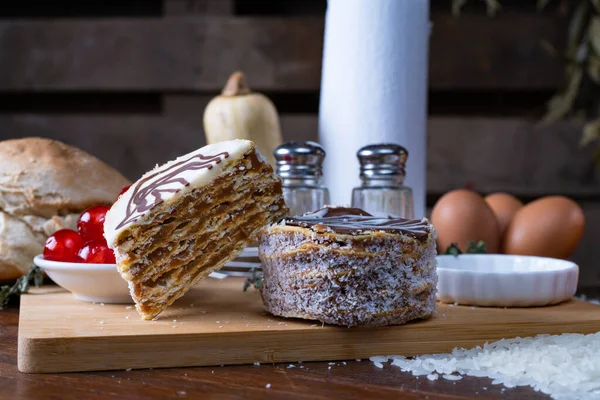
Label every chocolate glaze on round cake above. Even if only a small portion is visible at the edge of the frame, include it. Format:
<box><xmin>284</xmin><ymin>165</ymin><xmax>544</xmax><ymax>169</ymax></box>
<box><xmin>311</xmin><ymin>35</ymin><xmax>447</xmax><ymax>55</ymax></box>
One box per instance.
<box><xmin>283</xmin><ymin>206</ymin><xmax>430</xmax><ymax>238</ymax></box>
<box><xmin>259</xmin><ymin>206</ymin><xmax>438</xmax><ymax>327</ymax></box>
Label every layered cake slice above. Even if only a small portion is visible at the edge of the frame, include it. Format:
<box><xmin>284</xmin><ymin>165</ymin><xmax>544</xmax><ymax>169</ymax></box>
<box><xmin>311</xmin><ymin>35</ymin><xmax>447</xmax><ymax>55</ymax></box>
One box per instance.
<box><xmin>259</xmin><ymin>206</ymin><xmax>437</xmax><ymax>327</ymax></box>
<box><xmin>104</xmin><ymin>139</ymin><xmax>288</xmax><ymax>319</ymax></box>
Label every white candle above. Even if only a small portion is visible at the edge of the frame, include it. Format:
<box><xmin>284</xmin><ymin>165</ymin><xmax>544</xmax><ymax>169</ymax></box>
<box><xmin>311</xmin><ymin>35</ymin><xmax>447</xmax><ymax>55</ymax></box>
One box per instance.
<box><xmin>318</xmin><ymin>0</ymin><xmax>430</xmax><ymax>218</ymax></box>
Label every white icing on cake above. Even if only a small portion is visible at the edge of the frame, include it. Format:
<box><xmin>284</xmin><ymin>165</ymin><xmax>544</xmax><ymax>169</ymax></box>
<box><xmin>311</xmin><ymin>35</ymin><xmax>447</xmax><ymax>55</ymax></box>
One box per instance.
<box><xmin>104</xmin><ymin>139</ymin><xmax>253</xmax><ymax>245</ymax></box>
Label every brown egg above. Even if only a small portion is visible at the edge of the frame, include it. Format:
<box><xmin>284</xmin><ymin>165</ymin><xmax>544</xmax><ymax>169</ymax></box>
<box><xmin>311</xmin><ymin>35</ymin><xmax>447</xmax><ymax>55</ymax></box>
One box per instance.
<box><xmin>504</xmin><ymin>196</ymin><xmax>585</xmax><ymax>259</ymax></box>
<box><xmin>484</xmin><ymin>193</ymin><xmax>524</xmax><ymax>247</ymax></box>
<box><xmin>431</xmin><ymin>189</ymin><xmax>500</xmax><ymax>254</ymax></box>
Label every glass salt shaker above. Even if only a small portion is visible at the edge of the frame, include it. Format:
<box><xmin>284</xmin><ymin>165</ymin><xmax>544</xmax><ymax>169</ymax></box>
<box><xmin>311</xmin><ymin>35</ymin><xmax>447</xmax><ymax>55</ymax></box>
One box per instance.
<box><xmin>351</xmin><ymin>144</ymin><xmax>414</xmax><ymax>219</ymax></box>
<box><xmin>274</xmin><ymin>141</ymin><xmax>331</xmax><ymax>217</ymax></box>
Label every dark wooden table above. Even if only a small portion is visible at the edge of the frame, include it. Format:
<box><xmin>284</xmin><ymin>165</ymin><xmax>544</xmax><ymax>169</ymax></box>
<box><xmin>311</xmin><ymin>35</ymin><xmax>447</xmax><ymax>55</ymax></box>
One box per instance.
<box><xmin>0</xmin><ymin>303</ymin><xmax>557</xmax><ymax>400</ymax></box>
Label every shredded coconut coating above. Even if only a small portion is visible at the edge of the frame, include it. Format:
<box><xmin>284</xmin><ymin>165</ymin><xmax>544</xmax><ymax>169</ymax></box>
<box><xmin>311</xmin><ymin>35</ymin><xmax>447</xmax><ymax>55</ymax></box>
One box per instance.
<box><xmin>259</xmin><ymin>221</ymin><xmax>438</xmax><ymax>327</ymax></box>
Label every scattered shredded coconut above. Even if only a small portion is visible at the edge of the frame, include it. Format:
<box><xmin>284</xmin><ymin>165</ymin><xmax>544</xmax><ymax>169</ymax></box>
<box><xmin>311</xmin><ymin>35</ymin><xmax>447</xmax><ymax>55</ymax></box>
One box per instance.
<box><xmin>576</xmin><ymin>294</ymin><xmax>600</xmax><ymax>305</ymax></box>
<box><xmin>443</xmin><ymin>374</ymin><xmax>462</xmax><ymax>381</ymax></box>
<box><xmin>370</xmin><ymin>332</ymin><xmax>600</xmax><ymax>400</ymax></box>
<box><xmin>254</xmin><ymin>362</ymin><xmax>260</xmax><ymax>366</ymax></box>
<box><xmin>369</xmin><ymin>356</ymin><xmax>388</xmax><ymax>364</ymax></box>
<box><xmin>99</xmin><ymin>321</ymin><xmax>104</xmax><ymax>325</ymax></box>
<box><xmin>100</xmin><ymin>303</ymin><xmax>105</xmax><ymax>306</ymax></box>
<box><xmin>125</xmin><ymin>306</ymin><xmax>133</xmax><ymax>310</ymax></box>
<box><xmin>287</xmin><ymin>365</ymin><xmax>295</xmax><ymax>369</ymax></box>
<box><xmin>265</xmin><ymin>383</ymin><xmax>271</xmax><ymax>389</ymax></box>
<box><xmin>125</xmin><ymin>368</ymin><xmax>132</xmax><ymax>372</ymax></box>
<box><xmin>177</xmin><ymin>390</ymin><xmax>186</xmax><ymax>396</ymax></box>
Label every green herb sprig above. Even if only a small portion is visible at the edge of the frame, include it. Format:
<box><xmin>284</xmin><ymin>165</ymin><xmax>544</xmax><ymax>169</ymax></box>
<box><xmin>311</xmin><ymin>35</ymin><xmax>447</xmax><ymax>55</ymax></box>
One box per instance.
<box><xmin>443</xmin><ymin>241</ymin><xmax>488</xmax><ymax>256</ymax></box>
<box><xmin>0</xmin><ymin>266</ymin><xmax>43</xmax><ymax>310</ymax></box>
<box><xmin>452</xmin><ymin>0</ymin><xmax>600</xmax><ymax>162</ymax></box>
<box><xmin>243</xmin><ymin>267</ymin><xmax>264</xmax><ymax>292</ymax></box>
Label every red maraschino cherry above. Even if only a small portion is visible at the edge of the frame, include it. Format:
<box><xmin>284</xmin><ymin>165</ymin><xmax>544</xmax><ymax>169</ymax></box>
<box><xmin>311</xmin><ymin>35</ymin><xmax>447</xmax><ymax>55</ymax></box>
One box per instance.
<box><xmin>118</xmin><ymin>185</ymin><xmax>131</xmax><ymax>200</ymax></box>
<box><xmin>43</xmin><ymin>229</ymin><xmax>85</xmax><ymax>262</ymax></box>
<box><xmin>77</xmin><ymin>205</ymin><xmax>110</xmax><ymax>245</ymax></box>
<box><xmin>78</xmin><ymin>242</ymin><xmax>116</xmax><ymax>264</ymax></box>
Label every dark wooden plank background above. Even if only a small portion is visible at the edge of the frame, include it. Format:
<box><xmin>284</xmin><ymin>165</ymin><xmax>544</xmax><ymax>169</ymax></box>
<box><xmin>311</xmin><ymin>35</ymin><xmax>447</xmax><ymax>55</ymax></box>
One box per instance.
<box><xmin>0</xmin><ymin>0</ymin><xmax>598</xmax><ymax>288</ymax></box>
<box><xmin>0</xmin><ymin>13</ymin><xmax>563</xmax><ymax>91</ymax></box>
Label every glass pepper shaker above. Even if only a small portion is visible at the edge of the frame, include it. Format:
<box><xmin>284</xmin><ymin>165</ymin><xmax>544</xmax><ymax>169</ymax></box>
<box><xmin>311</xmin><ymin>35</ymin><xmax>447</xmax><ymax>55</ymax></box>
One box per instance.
<box><xmin>351</xmin><ymin>144</ymin><xmax>414</xmax><ymax>219</ymax></box>
<box><xmin>274</xmin><ymin>141</ymin><xmax>331</xmax><ymax>217</ymax></box>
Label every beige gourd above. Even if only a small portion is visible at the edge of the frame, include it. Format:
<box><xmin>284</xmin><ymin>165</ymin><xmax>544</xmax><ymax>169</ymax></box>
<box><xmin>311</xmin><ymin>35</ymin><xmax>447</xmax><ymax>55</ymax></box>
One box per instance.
<box><xmin>203</xmin><ymin>72</ymin><xmax>282</xmax><ymax>166</ymax></box>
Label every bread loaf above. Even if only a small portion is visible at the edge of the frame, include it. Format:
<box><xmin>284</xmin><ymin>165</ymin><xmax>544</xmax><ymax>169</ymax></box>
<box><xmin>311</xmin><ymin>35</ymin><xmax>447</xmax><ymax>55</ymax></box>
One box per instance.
<box><xmin>0</xmin><ymin>137</ymin><xmax>130</xmax><ymax>281</ymax></box>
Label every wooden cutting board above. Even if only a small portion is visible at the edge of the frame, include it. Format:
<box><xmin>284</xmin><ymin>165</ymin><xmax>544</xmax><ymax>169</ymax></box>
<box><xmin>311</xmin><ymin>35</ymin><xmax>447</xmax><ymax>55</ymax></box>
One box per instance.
<box><xmin>18</xmin><ymin>277</ymin><xmax>600</xmax><ymax>373</ymax></box>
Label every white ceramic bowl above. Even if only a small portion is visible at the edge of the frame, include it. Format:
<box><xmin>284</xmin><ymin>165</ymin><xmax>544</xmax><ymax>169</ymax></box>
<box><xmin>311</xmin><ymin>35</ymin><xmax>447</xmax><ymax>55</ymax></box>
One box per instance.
<box><xmin>33</xmin><ymin>255</ymin><xmax>133</xmax><ymax>304</ymax></box>
<box><xmin>435</xmin><ymin>254</ymin><xmax>579</xmax><ymax>307</ymax></box>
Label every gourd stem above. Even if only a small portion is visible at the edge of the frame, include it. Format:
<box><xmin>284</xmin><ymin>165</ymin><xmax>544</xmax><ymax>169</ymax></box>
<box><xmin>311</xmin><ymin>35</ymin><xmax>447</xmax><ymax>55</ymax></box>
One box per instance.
<box><xmin>221</xmin><ymin>71</ymin><xmax>251</xmax><ymax>96</ymax></box>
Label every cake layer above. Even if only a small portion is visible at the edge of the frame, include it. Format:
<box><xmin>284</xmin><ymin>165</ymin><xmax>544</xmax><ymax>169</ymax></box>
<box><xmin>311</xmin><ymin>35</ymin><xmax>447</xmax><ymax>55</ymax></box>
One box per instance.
<box><xmin>105</xmin><ymin>140</ymin><xmax>288</xmax><ymax>320</ymax></box>
<box><xmin>134</xmin><ymin>207</ymin><xmax>274</xmax><ymax>318</ymax></box>
<box><xmin>132</xmin><ymin>179</ymin><xmax>280</xmax><ymax>288</ymax></box>
<box><xmin>116</xmin><ymin>159</ymin><xmax>280</xmax><ymax>283</ymax></box>
<box><xmin>130</xmin><ymin>179</ymin><xmax>279</xmax><ymax>285</ymax></box>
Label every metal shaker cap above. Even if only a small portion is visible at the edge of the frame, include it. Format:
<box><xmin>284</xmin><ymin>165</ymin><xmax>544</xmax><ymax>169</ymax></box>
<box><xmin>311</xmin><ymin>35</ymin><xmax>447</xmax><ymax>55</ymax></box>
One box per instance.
<box><xmin>274</xmin><ymin>141</ymin><xmax>326</xmax><ymax>178</ymax></box>
<box><xmin>357</xmin><ymin>143</ymin><xmax>408</xmax><ymax>180</ymax></box>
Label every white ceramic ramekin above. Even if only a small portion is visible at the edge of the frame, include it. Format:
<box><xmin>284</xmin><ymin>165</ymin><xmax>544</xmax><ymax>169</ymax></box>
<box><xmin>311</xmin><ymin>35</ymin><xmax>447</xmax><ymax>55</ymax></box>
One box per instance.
<box><xmin>33</xmin><ymin>255</ymin><xmax>133</xmax><ymax>304</ymax></box>
<box><xmin>436</xmin><ymin>254</ymin><xmax>579</xmax><ymax>307</ymax></box>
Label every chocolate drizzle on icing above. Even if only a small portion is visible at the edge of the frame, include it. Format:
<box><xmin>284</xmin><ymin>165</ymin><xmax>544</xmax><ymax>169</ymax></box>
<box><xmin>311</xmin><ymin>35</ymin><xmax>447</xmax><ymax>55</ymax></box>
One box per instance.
<box><xmin>115</xmin><ymin>151</ymin><xmax>229</xmax><ymax>230</ymax></box>
<box><xmin>283</xmin><ymin>206</ymin><xmax>430</xmax><ymax>239</ymax></box>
